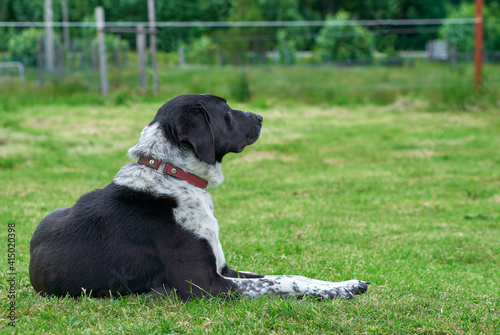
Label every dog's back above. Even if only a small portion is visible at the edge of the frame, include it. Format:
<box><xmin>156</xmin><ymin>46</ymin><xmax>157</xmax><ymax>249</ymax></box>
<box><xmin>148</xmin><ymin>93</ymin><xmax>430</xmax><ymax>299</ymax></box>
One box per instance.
<box><xmin>30</xmin><ymin>183</ymin><xmax>183</xmax><ymax>297</ymax></box>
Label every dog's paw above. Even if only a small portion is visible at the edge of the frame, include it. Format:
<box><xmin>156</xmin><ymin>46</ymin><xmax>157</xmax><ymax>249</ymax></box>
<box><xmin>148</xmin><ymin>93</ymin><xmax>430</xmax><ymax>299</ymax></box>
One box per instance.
<box><xmin>331</xmin><ymin>280</ymin><xmax>370</xmax><ymax>299</ymax></box>
<box><xmin>350</xmin><ymin>280</ymin><xmax>370</xmax><ymax>295</ymax></box>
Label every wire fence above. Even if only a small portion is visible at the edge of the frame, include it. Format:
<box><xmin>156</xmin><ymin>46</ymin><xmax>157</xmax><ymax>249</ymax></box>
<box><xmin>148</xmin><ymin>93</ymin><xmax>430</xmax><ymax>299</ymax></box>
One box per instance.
<box><xmin>1</xmin><ymin>18</ymin><xmax>499</xmax><ymax>104</ymax></box>
<box><xmin>0</xmin><ymin>18</ymin><xmax>479</xmax><ymax>27</ymax></box>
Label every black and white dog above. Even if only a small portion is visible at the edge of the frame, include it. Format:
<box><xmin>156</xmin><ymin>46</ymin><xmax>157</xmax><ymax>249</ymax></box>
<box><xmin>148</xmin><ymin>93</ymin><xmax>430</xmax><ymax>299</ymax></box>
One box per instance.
<box><xmin>30</xmin><ymin>94</ymin><xmax>369</xmax><ymax>300</ymax></box>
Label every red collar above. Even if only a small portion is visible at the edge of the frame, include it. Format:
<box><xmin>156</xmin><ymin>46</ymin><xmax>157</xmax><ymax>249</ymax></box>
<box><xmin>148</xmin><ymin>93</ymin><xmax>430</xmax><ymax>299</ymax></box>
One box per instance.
<box><xmin>137</xmin><ymin>156</ymin><xmax>208</xmax><ymax>189</ymax></box>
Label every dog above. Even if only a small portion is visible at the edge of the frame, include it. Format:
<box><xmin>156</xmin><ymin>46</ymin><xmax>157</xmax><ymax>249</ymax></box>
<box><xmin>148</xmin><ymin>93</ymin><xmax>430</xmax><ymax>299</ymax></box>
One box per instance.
<box><xmin>29</xmin><ymin>94</ymin><xmax>369</xmax><ymax>300</ymax></box>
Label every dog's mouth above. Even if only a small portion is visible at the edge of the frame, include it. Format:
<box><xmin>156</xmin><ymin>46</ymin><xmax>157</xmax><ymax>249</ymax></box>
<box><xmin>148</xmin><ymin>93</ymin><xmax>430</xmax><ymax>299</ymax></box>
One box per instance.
<box><xmin>235</xmin><ymin>130</ymin><xmax>260</xmax><ymax>153</ymax></box>
<box><xmin>246</xmin><ymin>126</ymin><xmax>261</xmax><ymax>145</ymax></box>
<box><xmin>230</xmin><ymin>113</ymin><xmax>262</xmax><ymax>154</ymax></box>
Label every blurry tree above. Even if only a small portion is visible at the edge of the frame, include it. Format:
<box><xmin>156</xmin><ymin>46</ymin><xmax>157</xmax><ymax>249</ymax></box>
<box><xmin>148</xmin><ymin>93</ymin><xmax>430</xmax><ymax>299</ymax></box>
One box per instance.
<box><xmin>217</xmin><ymin>0</ymin><xmax>304</xmax><ymax>64</ymax></box>
<box><xmin>373</xmin><ymin>0</ymin><xmax>447</xmax><ymax>51</ymax></box>
<box><xmin>486</xmin><ymin>2</ymin><xmax>500</xmax><ymax>51</ymax></box>
<box><xmin>184</xmin><ymin>35</ymin><xmax>218</xmax><ymax>65</ymax></box>
<box><xmin>7</xmin><ymin>27</ymin><xmax>42</xmax><ymax>65</ymax></box>
<box><xmin>298</xmin><ymin>0</ymin><xmax>448</xmax><ymax>51</ymax></box>
<box><xmin>0</xmin><ymin>0</ymin><xmax>233</xmax><ymax>52</ymax></box>
<box><xmin>0</xmin><ymin>0</ymin><xmax>46</xmax><ymax>52</ymax></box>
<box><xmin>314</xmin><ymin>11</ymin><xmax>374</xmax><ymax>62</ymax></box>
<box><xmin>149</xmin><ymin>0</ymin><xmax>232</xmax><ymax>52</ymax></box>
<box><xmin>1</xmin><ymin>0</ymin><xmax>47</xmax><ymax>21</ymax></box>
<box><xmin>277</xmin><ymin>29</ymin><xmax>296</xmax><ymax>64</ymax></box>
<box><xmin>439</xmin><ymin>3</ymin><xmax>475</xmax><ymax>51</ymax></box>
<box><xmin>1</xmin><ymin>0</ymin><xmax>497</xmax><ymax>59</ymax></box>
<box><xmin>439</xmin><ymin>2</ymin><xmax>500</xmax><ymax>51</ymax></box>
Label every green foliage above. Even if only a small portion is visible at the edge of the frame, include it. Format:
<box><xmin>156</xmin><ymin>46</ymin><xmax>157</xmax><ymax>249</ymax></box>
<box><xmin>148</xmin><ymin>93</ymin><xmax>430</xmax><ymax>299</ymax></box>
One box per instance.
<box><xmin>2</xmin><ymin>0</ymin><xmax>497</xmax><ymax>58</ymax></box>
<box><xmin>277</xmin><ymin>29</ymin><xmax>297</xmax><ymax>64</ymax></box>
<box><xmin>391</xmin><ymin>0</ymin><xmax>447</xmax><ymax>50</ymax></box>
<box><xmin>6</xmin><ymin>27</ymin><xmax>41</xmax><ymax>60</ymax></box>
<box><xmin>154</xmin><ymin>0</ymin><xmax>232</xmax><ymax>52</ymax></box>
<box><xmin>485</xmin><ymin>2</ymin><xmax>500</xmax><ymax>50</ymax></box>
<box><xmin>0</xmin><ymin>28</ymin><xmax>12</xmax><ymax>52</ymax></box>
<box><xmin>314</xmin><ymin>11</ymin><xmax>375</xmax><ymax>62</ymax></box>
<box><xmin>439</xmin><ymin>2</ymin><xmax>500</xmax><ymax>51</ymax></box>
<box><xmin>439</xmin><ymin>3</ymin><xmax>475</xmax><ymax>52</ymax></box>
<box><xmin>2</xmin><ymin>0</ymin><xmax>46</xmax><ymax>21</ymax></box>
<box><xmin>105</xmin><ymin>34</ymin><xmax>129</xmax><ymax>56</ymax></box>
<box><xmin>376</xmin><ymin>34</ymin><xmax>400</xmax><ymax>56</ymax></box>
<box><xmin>185</xmin><ymin>35</ymin><xmax>218</xmax><ymax>65</ymax></box>
<box><xmin>219</xmin><ymin>0</ymin><xmax>304</xmax><ymax>64</ymax></box>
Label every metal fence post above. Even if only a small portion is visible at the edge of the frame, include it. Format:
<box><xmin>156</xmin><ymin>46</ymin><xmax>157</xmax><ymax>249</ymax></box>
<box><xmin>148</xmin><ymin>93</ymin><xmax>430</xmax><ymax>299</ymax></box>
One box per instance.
<box><xmin>96</xmin><ymin>6</ymin><xmax>109</xmax><ymax>94</ymax></box>
<box><xmin>137</xmin><ymin>24</ymin><xmax>147</xmax><ymax>91</ymax></box>
<box><xmin>44</xmin><ymin>0</ymin><xmax>54</xmax><ymax>71</ymax></box>
<box><xmin>148</xmin><ymin>0</ymin><xmax>159</xmax><ymax>95</ymax></box>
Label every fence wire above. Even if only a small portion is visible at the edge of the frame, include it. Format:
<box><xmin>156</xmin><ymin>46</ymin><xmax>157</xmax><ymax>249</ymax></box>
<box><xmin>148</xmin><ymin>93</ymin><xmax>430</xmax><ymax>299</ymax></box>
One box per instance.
<box><xmin>0</xmin><ymin>19</ymin><xmax>499</xmax><ymax>104</ymax></box>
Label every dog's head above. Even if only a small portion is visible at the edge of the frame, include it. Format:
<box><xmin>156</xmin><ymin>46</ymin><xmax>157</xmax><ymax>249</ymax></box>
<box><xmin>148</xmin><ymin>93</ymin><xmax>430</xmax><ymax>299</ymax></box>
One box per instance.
<box><xmin>129</xmin><ymin>94</ymin><xmax>263</xmax><ymax>166</ymax></box>
<box><xmin>153</xmin><ymin>94</ymin><xmax>262</xmax><ymax>164</ymax></box>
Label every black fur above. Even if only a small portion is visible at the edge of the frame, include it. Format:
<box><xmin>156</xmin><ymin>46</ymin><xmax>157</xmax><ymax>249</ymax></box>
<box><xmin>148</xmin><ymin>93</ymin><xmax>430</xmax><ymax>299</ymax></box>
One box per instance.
<box><xmin>29</xmin><ymin>94</ymin><xmax>263</xmax><ymax>300</ymax></box>
<box><xmin>29</xmin><ymin>94</ymin><xmax>369</xmax><ymax>301</ymax></box>
<box><xmin>153</xmin><ymin>95</ymin><xmax>262</xmax><ymax>164</ymax></box>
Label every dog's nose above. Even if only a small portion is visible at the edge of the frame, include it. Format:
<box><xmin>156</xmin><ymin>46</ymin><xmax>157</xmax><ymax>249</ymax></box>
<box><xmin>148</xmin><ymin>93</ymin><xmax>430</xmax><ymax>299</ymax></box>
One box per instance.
<box><xmin>255</xmin><ymin>114</ymin><xmax>263</xmax><ymax>123</ymax></box>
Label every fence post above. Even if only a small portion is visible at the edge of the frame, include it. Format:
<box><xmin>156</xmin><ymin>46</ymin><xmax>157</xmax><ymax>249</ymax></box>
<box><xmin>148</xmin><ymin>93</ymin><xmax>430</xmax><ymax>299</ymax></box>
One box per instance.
<box><xmin>178</xmin><ymin>44</ymin><xmax>185</xmax><ymax>68</ymax></box>
<box><xmin>137</xmin><ymin>24</ymin><xmax>147</xmax><ymax>91</ymax></box>
<box><xmin>56</xmin><ymin>38</ymin><xmax>64</xmax><ymax>78</ymax></box>
<box><xmin>115</xmin><ymin>35</ymin><xmax>122</xmax><ymax>89</ymax></box>
<box><xmin>91</xmin><ymin>41</ymin><xmax>99</xmax><ymax>70</ymax></box>
<box><xmin>0</xmin><ymin>62</ymin><xmax>25</xmax><ymax>83</ymax></box>
<box><xmin>95</xmin><ymin>6</ymin><xmax>109</xmax><ymax>94</ymax></box>
<box><xmin>37</xmin><ymin>36</ymin><xmax>44</xmax><ymax>88</ymax></box>
<box><xmin>148</xmin><ymin>0</ymin><xmax>159</xmax><ymax>95</ymax></box>
<box><xmin>474</xmin><ymin>0</ymin><xmax>484</xmax><ymax>96</ymax></box>
<box><xmin>61</xmin><ymin>0</ymin><xmax>70</xmax><ymax>50</ymax></box>
<box><xmin>217</xmin><ymin>48</ymin><xmax>224</xmax><ymax>66</ymax></box>
<box><xmin>44</xmin><ymin>0</ymin><xmax>54</xmax><ymax>71</ymax></box>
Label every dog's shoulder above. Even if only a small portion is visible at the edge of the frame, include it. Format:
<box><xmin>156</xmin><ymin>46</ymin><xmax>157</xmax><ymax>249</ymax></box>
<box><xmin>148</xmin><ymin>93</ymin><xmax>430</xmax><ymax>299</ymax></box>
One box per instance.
<box><xmin>41</xmin><ymin>181</ymin><xmax>179</xmax><ymax>237</ymax></box>
<box><xmin>72</xmin><ymin>182</ymin><xmax>175</xmax><ymax>215</ymax></box>
<box><xmin>113</xmin><ymin>162</ymin><xmax>227</xmax><ymax>272</ymax></box>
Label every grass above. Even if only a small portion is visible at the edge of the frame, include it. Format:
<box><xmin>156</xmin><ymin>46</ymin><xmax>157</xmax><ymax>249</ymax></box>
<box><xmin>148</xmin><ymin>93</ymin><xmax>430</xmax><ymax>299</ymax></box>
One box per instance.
<box><xmin>1</xmin><ymin>61</ymin><xmax>499</xmax><ymax>110</ymax></box>
<box><xmin>0</xmin><ymin>96</ymin><xmax>499</xmax><ymax>333</ymax></box>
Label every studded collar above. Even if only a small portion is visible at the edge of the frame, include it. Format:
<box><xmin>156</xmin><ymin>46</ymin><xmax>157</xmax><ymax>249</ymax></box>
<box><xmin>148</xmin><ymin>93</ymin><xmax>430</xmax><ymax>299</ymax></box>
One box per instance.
<box><xmin>137</xmin><ymin>156</ymin><xmax>209</xmax><ymax>189</ymax></box>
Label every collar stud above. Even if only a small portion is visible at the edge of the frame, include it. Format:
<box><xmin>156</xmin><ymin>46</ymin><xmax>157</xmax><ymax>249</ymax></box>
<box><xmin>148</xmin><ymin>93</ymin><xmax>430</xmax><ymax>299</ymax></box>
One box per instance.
<box><xmin>137</xmin><ymin>156</ymin><xmax>208</xmax><ymax>189</ymax></box>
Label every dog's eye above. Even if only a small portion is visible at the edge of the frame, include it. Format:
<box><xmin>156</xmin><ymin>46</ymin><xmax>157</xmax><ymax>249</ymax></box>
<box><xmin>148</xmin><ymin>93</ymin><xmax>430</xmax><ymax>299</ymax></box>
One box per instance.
<box><xmin>224</xmin><ymin>111</ymin><xmax>231</xmax><ymax>124</ymax></box>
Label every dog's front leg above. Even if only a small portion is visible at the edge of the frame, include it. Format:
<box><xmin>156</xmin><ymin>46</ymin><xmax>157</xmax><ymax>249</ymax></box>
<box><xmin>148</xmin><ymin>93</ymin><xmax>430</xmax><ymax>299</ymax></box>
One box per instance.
<box><xmin>220</xmin><ymin>264</ymin><xmax>263</xmax><ymax>279</ymax></box>
<box><xmin>226</xmin><ymin>275</ymin><xmax>369</xmax><ymax>299</ymax></box>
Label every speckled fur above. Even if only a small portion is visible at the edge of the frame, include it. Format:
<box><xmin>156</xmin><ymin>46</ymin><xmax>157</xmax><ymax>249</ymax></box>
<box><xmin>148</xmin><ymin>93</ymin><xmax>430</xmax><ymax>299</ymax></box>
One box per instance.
<box><xmin>227</xmin><ymin>276</ymin><xmax>368</xmax><ymax>299</ymax></box>
<box><xmin>124</xmin><ymin>122</ymin><xmax>225</xmax><ymax>189</ymax></box>
<box><xmin>114</xmin><ymin>122</ymin><xmax>227</xmax><ymax>274</ymax></box>
<box><xmin>114</xmin><ymin>121</ymin><xmax>369</xmax><ymax>300</ymax></box>
<box><xmin>30</xmin><ymin>95</ymin><xmax>369</xmax><ymax>300</ymax></box>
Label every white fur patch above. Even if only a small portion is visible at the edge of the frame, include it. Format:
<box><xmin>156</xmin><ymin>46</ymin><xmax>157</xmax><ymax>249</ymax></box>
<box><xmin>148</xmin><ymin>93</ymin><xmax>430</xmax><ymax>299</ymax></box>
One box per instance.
<box><xmin>114</xmin><ymin>122</ymin><xmax>227</xmax><ymax>274</ymax></box>
<box><xmin>115</xmin><ymin>121</ymin><xmax>369</xmax><ymax>298</ymax></box>
<box><xmin>127</xmin><ymin>122</ymin><xmax>224</xmax><ymax>188</ymax></box>
<box><xmin>226</xmin><ymin>276</ymin><xmax>369</xmax><ymax>299</ymax></box>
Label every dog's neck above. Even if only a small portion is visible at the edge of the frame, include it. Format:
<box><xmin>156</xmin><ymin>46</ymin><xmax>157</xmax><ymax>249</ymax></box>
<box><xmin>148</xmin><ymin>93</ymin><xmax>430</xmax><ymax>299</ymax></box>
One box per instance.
<box><xmin>137</xmin><ymin>156</ymin><xmax>208</xmax><ymax>189</ymax></box>
<box><xmin>125</xmin><ymin>122</ymin><xmax>224</xmax><ymax>188</ymax></box>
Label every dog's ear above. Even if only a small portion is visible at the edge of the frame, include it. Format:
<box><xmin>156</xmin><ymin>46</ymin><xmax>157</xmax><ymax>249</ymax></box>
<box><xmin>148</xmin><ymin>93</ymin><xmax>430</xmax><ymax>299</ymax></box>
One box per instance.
<box><xmin>176</xmin><ymin>104</ymin><xmax>216</xmax><ymax>164</ymax></box>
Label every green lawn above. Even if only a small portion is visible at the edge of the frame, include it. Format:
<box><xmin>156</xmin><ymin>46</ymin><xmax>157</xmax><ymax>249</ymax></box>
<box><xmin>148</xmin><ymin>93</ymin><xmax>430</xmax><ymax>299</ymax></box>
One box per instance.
<box><xmin>2</xmin><ymin>62</ymin><xmax>500</xmax><ymax>110</ymax></box>
<box><xmin>1</xmin><ymin>98</ymin><xmax>499</xmax><ymax>333</ymax></box>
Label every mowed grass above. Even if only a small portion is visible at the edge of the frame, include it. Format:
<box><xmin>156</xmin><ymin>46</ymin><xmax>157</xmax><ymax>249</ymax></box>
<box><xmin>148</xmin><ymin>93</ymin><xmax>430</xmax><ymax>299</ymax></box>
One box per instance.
<box><xmin>1</xmin><ymin>62</ymin><xmax>499</xmax><ymax>110</ymax></box>
<box><xmin>0</xmin><ymin>98</ymin><xmax>499</xmax><ymax>334</ymax></box>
